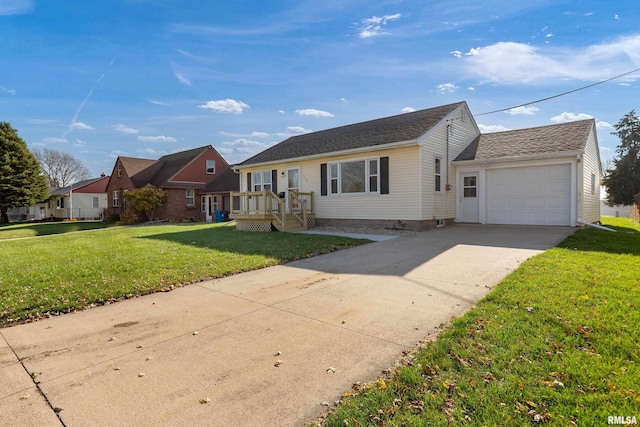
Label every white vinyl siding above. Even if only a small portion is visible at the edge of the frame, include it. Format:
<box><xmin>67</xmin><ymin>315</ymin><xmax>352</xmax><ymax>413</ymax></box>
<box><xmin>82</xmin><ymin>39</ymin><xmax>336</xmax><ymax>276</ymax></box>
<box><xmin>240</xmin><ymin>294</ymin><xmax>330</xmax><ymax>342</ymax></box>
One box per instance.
<box><xmin>241</xmin><ymin>146</ymin><xmax>420</xmax><ymax>220</ymax></box>
<box><xmin>421</xmin><ymin>105</ymin><xmax>480</xmax><ymax>221</ymax></box>
<box><xmin>580</xmin><ymin>126</ymin><xmax>601</xmax><ymax>224</ymax></box>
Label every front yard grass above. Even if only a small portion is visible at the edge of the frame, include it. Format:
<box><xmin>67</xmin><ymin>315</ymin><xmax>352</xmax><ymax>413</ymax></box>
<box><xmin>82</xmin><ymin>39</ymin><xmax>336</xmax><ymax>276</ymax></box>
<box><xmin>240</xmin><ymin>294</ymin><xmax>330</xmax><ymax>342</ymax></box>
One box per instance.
<box><xmin>318</xmin><ymin>217</ymin><xmax>640</xmax><ymax>426</ymax></box>
<box><xmin>0</xmin><ymin>220</ymin><xmax>110</xmax><ymax>240</ymax></box>
<box><xmin>0</xmin><ymin>222</ymin><xmax>369</xmax><ymax>326</ymax></box>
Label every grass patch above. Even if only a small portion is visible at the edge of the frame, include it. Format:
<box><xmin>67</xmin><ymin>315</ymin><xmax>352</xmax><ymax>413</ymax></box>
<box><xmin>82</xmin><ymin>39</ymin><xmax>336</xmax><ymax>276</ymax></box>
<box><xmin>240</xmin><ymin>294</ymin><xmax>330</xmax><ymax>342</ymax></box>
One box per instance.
<box><xmin>0</xmin><ymin>220</ymin><xmax>110</xmax><ymax>240</ymax></box>
<box><xmin>0</xmin><ymin>222</ymin><xmax>369</xmax><ymax>325</ymax></box>
<box><xmin>318</xmin><ymin>218</ymin><xmax>640</xmax><ymax>426</ymax></box>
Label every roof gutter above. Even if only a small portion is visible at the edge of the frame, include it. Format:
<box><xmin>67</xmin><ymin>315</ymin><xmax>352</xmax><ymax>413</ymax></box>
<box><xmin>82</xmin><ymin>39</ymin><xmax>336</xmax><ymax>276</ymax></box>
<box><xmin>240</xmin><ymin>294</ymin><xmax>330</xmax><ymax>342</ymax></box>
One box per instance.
<box><xmin>231</xmin><ymin>139</ymin><xmax>418</xmax><ymax>171</ymax></box>
<box><xmin>452</xmin><ymin>150</ymin><xmax>584</xmax><ymax>166</ymax></box>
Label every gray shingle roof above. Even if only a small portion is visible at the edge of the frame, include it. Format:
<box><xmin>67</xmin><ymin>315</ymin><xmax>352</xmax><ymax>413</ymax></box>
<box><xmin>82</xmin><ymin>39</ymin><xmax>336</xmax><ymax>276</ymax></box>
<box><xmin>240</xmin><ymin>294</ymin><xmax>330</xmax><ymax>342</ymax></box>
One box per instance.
<box><xmin>455</xmin><ymin>119</ymin><xmax>594</xmax><ymax>162</ymax></box>
<box><xmin>238</xmin><ymin>102</ymin><xmax>465</xmax><ymax>166</ymax></box>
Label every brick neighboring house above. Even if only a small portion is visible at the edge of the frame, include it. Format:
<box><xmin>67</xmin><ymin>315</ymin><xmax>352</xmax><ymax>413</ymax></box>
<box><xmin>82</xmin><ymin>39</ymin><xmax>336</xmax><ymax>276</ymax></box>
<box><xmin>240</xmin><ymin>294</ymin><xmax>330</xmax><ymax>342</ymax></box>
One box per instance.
<box><xmin>105</xmin><ymin>145</ymin><xmax>236</xmax><ymax>222</ymax></box>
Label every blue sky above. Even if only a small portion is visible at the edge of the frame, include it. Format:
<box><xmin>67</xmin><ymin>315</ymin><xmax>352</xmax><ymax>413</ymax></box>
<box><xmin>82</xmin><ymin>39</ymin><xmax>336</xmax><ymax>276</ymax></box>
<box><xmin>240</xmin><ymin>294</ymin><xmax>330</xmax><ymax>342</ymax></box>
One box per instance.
<box><xmin>1</xmin><ymin>0</ymin><xmax>639</xmax><ymax>176</ymax></box>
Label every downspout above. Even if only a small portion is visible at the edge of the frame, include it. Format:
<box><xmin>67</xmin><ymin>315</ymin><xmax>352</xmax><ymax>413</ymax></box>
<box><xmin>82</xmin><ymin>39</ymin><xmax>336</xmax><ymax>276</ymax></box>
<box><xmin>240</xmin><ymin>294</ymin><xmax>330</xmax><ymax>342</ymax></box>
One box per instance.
<box><xmin>576</xmin><ymin>154</ymin><xmax>583</xmax><ymax>224</ymax></box>
<box><xmin>577</xmin><ymin>220</ymin><xmax>616</xmax><ymax>232</ymax></box>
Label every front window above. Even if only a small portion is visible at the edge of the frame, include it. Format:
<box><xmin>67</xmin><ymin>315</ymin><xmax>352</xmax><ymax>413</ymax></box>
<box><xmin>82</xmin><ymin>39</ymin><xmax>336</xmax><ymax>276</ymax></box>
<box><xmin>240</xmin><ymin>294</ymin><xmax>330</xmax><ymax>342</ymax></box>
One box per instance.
<box><xmin>112</xmin><ymin>191</ymin><xmax>119</xmax><ymax>207</ymax></box>
<box><xmin>186</xmin><ymin>189</ymin><xmax>195</xmax><ymax>206</ymax></box>
<box><xmin>92</xmin><ymin>197</ymin><xmax>99</xmax><ymax>209</ymax></box>
<box><xmin>57</xmin><ymin>197</ymin><xmax>65</xmax><ymax>209</ymax></box>
<box><xmin>329</xmin><ymin>158</ymin><xmax>379</xmax><ymax>195</ymax></box>
<box><xmin>252</xmin><ymin>171</ymin><xmax>272</xmax><ymax>191</ymax></box>
<box><xmin>434</xmin><ymin>158</ymin><xmax>442</xmax><ymax>192</ymax></box>
<box><xmin>206</xmin><ymin>160</ymin><xmax>215</xmax><ymax>174</ymax></box>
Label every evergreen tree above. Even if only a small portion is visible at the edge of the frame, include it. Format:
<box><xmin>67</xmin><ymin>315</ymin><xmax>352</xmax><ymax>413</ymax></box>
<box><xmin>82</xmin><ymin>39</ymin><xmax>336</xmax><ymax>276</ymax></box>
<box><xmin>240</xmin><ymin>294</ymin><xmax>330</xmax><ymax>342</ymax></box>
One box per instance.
<box><xmin>603</xmin><ymin>110</ymin><xmax>640</xmax><ymax>206</ymax></box>
<box><xmin>0</xmin><ymin>122</ymin><xmax>49</xmax><ymax>223</ymax></box>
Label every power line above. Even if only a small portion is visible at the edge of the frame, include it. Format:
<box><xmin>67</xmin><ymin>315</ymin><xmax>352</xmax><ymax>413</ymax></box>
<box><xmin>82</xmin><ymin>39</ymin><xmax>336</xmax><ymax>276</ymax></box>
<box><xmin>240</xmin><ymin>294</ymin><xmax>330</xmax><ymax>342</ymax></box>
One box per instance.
<box><xmin>476</xmin><ymin>67</ymin><xmax>640</xmax><ymax>116</ymax></box>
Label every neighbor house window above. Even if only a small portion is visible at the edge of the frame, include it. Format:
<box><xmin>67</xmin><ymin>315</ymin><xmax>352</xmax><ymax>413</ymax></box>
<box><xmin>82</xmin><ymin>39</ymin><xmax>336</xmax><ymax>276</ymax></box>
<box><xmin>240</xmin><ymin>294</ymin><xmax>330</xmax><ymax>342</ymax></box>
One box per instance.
<box><xmin>186</xmin><ymin>189</ymin><xmax>195</xmax><ymax>206</ymax></box>
<box><xmin>328</xmin><ymin>158</ymin><xmax>379</xmax><ymax>195</ymax></box>
<box><xmin>117</xmin><ymin>164</ymin><xmax>121</xmax><ymax>177</ymax></box>
<box><xmin>252</xmin><ymin>171</ymin><xmax>272</xmax><ymax>191</ymax></box>
<box><xmin>112</xmin><ymin>191</ymin><xmax>119</xmax><ymax>207</ymax></box>
<box><xmin>201</xmin><ymin>196</ymin><xmax>207</xmax><ymax>212</ymax></box>
<box><xmin>434</xmin><ymin>157</ymin><xmax>442</xmax><ymax>192</ymax></box>
<box><xmin>92</xmin><ymin>197</ymin><xmax>99</xmax><ymax>209</ymax></box>
<box><xmin>56</xmin><ymin>197</ymin><xmax>65</xmax><ymax>209</ymax></box>
<box><xmin>206</xmin><ymin>160</ymin><xmax>215</xmax><ymax>174</ymax></box>
<box><xmin>591</xmin><ymin>173</ymin><xmax>596</xmax><ymax>194</ymax></box>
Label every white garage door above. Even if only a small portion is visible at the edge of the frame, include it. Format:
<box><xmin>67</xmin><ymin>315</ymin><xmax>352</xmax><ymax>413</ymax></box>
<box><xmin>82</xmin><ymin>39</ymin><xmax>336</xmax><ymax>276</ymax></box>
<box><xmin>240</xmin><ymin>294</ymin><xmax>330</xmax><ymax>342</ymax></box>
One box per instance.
<box><xmin>487</xmin><ymin>164</ymin><xmax>572</xmax><ymax>226</ymax></box>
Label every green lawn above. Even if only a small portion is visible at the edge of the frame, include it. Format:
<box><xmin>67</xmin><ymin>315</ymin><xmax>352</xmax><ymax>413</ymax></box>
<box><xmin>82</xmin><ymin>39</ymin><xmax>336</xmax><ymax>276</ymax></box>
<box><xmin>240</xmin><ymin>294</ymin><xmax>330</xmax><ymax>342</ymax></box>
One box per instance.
<box><xmin>0</xmin><ymin>222</ymin><xmax>369</xmax><ymax>325</ymax></box>
<box><xmin>0</xmin><ymin>220</ymin><xmax>110</xmax><ymax>239</ymax></box>
<box><xmin>318</xmin><ymin>217</ymin><xmax>640</xmax><ymax>426</ymax></box>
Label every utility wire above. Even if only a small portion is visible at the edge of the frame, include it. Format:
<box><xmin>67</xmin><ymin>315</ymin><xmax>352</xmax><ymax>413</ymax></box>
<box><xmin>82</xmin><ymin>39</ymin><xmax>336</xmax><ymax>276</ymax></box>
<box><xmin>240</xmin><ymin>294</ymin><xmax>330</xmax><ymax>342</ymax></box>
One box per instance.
<box><xmin>476</xmin><ymin>67</ymin><xmax>640</xmax><ymax>116</ymax></box>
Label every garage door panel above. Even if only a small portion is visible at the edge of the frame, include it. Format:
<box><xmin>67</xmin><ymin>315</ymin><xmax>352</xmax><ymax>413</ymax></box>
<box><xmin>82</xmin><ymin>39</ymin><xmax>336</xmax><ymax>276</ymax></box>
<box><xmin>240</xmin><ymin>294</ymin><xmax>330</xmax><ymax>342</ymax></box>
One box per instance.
<box><xmin>487</xmin><ymin>164</ymin><xmax>571</xmax><ymax>226</ymax></box>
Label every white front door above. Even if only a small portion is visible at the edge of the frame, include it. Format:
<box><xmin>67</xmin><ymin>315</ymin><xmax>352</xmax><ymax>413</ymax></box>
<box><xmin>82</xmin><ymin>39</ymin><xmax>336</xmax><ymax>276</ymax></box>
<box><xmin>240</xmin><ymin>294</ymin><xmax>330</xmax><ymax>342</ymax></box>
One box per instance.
<box><xmin>203</xmin><ymin>196</ymin><xmax>213</xmax><ymax>222</ymax></box>
<box><xmin>286</xmin><ymin>167</ymin><xmax>300</xmax><ymax>213</ymax></box>
<box><xmin>458</xmin><ymin>172</ymin><xmax>479</xmax><ymax>223</ymax></box>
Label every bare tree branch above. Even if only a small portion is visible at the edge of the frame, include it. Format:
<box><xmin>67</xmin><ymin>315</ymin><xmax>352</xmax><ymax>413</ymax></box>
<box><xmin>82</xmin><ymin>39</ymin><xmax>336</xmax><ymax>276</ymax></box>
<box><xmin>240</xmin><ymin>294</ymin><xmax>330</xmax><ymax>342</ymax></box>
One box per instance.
<box><xmin>32</xmin><ymin>148</ymin><xmax>91</xmax><ymax>188</ymax></box>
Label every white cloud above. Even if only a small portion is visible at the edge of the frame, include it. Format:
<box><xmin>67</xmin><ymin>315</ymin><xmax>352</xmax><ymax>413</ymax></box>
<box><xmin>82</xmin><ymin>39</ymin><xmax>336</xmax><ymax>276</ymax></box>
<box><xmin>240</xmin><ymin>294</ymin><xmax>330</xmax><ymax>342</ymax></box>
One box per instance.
<box><xmin>113</xmin><ymin>123</ymin><xmax>140</xmax><ymax>134</ymax></box>
<box><xmin>219</xmin><ymin>130</ymin><xmax>269</xmax><ymax>138</ymax></box>
<box><xmin>0</xmin><ymin>86</ymin><xmax>16</xmax><ymax>95</ymax></box>
<box><xmin>198</xmin><ymin>99</ymin><xmax>249</xmax><ymax>114</ymax></box>
<box><xmin>450</xmin><ymin>50</ymin><xmax>462</xmax><ymax>58</ymax></box>
<box><xmin>74</xmin><ymin>139</ymin><xmax>87</xmax><ymax>147</ymax></box>
<box><xmin>436</xmin><ymin>82</ymin><xmax>459</xmax><ymax>94</ymax></box>
<box><xmin>295</xmin><ymin>109</ymin><xmax>334</xmax><ymax>118</ymax></box>
<box><xmin>546</xmin><ymin>33</ymin><xmax>554</xmax><ymax>38</ymax></box>
<box><xmin>358</xmin><ymin>13</ymin><xmax>401</xmax><ymax>38</ymax></box>
<box><xmin>340</xmin><ymin>97</ymin><xmax>349</xmax><ymax>103</ymax></box>
<box><xmin>137</xmin><ymin>135</ymin><xmax>177</xmax><ymax>143</ymax></box>
<box><xmin>0</xmin><ymin>0</ymin><xmax>33</xmax><ymax>15</ymax></box>
<box><xmin>505</xmin><ymin>106</ymin><xmax>539</xmax><ymax>115</ymax></box>
<box><xmin>137</xmin><ymin>148</ymin><xmax>168</xmax><ymax>156</ymax></box>
<box><xmin>401</xmin><ymin>107</ymin><xmax>416</xmax><ymax>113</ymax></box>
<box><xmin>462</xmin><ymin>35</ymin><xmax>640</xmax><ymax>84</ymax></box>
<box><xmin>596</xmin><ymin>120</ymin><xmax>613</xmax><ymax>128</ymax></box>
<box><xmin>550</xmin><ymin>112</ymin><xmax>593</xmax><ymax>123</ymax></box>
<box><xmin>43</xmin><ymin>137</ymin><xmax>68</xmax><ymax>143</ymax></box>
<box><xmin>175</xmin><ymin>72</ymin><xmax>191</xmax><ymax>86</ymax></box>
<box><xmin>147</xmin><ymin>99</ymin><xmax>170</xmax><ymax>106</ymax></box>
<box><xmin>478</xmin><ymin>124</ymin><xmax>511</xmax><ymax>133</ymax></box>
<box><xmin>107</xmin><ymin>150</ymin><xmax>128</xmax><ymax>159</ymax></box>
<box><xmin>278</xmin><ymin>110</ymin><xmax>286</xmax><ymax>114</ymax></box>
<box><xmin>70</xmin><ymin>122</ymin><xmax>94</xmax><ymax>130</ymax></box>
<box><xmin>614</xmin><ymin>14</ymin><xmax>620</xmax><ymax>20</ymax></box>
<box><xmin>467</xmin><ymin>86</ymin><xmax>476</xmax><ymax>91</ymax></box>
<box><xmin>276</xmin><ymin>126</ymin><xmax>312</xmax><ymax>137</ymax></box>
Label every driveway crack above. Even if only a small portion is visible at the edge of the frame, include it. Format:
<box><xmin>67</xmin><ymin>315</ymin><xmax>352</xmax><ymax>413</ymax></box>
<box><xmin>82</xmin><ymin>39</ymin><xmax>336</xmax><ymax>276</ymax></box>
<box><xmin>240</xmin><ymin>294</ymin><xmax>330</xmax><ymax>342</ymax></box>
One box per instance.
<box><xmin>0</xmin><ymin>331</ymin><xmax>66</xmax><ymax>426</ymax></box>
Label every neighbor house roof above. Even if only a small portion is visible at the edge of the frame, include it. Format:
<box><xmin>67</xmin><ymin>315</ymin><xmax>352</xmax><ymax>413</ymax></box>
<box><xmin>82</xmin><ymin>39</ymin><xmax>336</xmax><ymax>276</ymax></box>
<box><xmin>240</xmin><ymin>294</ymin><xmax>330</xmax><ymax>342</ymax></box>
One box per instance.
<box><xmin>50</xmin><ymin>176</ymin><xmax>110</xmax><ymax>195</ymax></box>
<box><xmin>120</xmin><ymin>146</ymin><xmax>210</xmax><ymax>188</ymax></box>
<box><xmin>237</xmin><ymin>102</ymin><xmax>466</xmax><ymax>166</ymax></box>
<box><xmin>202</xmin><ymin>168</ymin><xmax>239</xmax><ymax>193</ymax></box>
<box><xmin>455</xmin><ymin>119</ymin><xmax>595</xmax><ymax>162</ymax></box>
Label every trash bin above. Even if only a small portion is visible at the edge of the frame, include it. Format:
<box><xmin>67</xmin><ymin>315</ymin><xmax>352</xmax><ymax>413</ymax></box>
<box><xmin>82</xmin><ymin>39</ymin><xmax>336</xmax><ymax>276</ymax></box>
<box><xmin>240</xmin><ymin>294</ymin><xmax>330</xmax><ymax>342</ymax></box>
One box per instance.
<box><xmin>214</xmin><ymin>210</ymin><xmax>224</xmax><ymax>222</ymax></box>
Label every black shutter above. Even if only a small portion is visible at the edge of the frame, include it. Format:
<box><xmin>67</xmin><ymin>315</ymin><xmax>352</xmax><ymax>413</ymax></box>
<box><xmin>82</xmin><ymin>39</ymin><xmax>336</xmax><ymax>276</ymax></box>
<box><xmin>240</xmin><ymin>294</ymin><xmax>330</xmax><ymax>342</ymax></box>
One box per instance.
<box><xmin>320</xmin><ymin>164</ymin><xmax>327</xmax><ymax>196</ymax></box>
<box><xmin>380</xmin><ymin>157</ymin><xmax>389</xmax><ymax>194</ymax></box>
<box><xmin>271</xmin><ymin>170</ymin><xmax>278</xmax><ymax>193</ymax></box>
<box><xmin>246</xmin><ymin>173</ymin><xmax>252</xmax><ymax>191</ymax></box>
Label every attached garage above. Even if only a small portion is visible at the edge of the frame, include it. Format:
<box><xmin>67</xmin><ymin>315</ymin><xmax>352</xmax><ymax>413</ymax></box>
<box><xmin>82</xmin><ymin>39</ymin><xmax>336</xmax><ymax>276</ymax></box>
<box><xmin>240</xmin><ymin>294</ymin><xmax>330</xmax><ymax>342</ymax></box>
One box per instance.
<box><xmin>453</xmin><ymin>119</ymin><xmax>602</xmax><ymax>227</ymax></box>
<box><xmin>486</xmin><ymin>164</ymin><xmax>572</xmax><ymax>226</ymax></box>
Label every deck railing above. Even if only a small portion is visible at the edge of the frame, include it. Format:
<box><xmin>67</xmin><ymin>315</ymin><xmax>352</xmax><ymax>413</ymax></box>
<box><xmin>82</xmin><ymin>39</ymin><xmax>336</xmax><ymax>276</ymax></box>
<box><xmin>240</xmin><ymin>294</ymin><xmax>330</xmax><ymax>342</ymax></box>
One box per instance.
<box><xmin>231</xmin><ymin>190</ymin><xmax>314</xmax><ymax>229</ymax></box>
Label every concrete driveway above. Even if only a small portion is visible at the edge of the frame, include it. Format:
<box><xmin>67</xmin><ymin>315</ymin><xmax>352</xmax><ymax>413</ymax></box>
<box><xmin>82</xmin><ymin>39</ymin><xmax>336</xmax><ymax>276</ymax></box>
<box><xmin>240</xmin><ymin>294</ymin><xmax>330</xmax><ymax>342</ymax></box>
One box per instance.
<box><xmin>0</xmin><ymin>225</ymin><xmax>573</xmax><ymax>426</ymax></box>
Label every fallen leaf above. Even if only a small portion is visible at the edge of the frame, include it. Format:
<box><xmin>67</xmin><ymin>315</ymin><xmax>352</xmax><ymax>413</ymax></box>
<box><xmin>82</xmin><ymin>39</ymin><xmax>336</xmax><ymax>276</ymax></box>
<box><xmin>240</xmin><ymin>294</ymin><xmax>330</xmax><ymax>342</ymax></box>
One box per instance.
<box><xmin>19</xmin><ymin>394</ymin><xmax>30</xmax><ymax>400</ymax></box>
<box><xmin>199</xmin><ymin>398</ymin><xmax>210</xmax><ymax>404</ymax></box>
<box><xmin>192</xmin><ymin>331</ymin><xmax>199</xmax><ymax>336</ymax></box>
<box><xmin>274</xmin><ymin>360</ymin><xmax>282</xmax><ymax>367</ymax></box>
<box><xmin>326</xmin><ymin>367</ymin><xmax>336</xmax><ymax>373</ymax></box>
<box><xmin>274</xmin><ymin>351</ymin><xmax>281</xmax><ymax>356</ymax></box>
<box><xmin>321</xmin><ymin>401</ymin><xmax>331</xmax><ymax>407</ymax></box>
<box><xmin>138</xmin><ymin>373</ymin><xmax>145</xmax><ymax>377</ymax></box>
<box><xmin>108</xmin><ymin>337</ymin><xmax>116</xmax><ymax>342</ymax></box>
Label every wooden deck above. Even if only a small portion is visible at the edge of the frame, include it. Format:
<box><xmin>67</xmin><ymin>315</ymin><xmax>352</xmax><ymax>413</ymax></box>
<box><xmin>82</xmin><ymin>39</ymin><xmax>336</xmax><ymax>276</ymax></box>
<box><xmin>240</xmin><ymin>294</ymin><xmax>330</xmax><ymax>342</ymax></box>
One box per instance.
<box><xmin>230</xmin><ymin>190</ymin><xmax>315</xmax><ymax>232</ymax></box>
